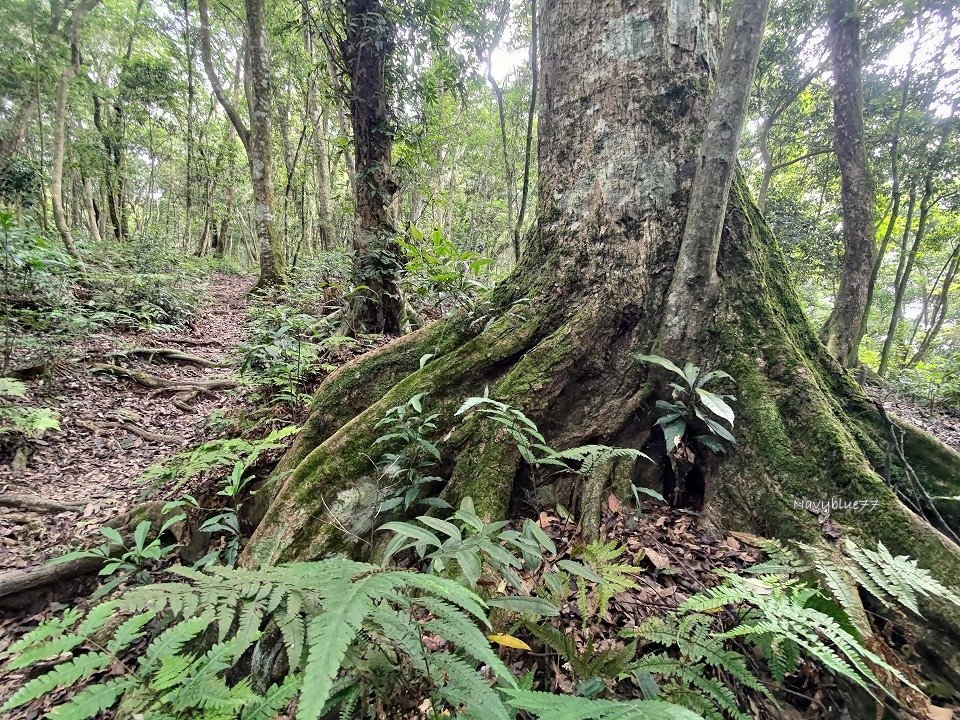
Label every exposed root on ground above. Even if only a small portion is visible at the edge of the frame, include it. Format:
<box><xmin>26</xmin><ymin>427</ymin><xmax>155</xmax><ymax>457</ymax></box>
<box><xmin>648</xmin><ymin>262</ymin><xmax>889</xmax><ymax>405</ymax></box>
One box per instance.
<box><xmin>0</xmin><ymin>493</ymin><xmax>83</xmax><ymax>514</ymax></box>
<box><xmin>89</xmin><ymin>362</ymin><xmax>238</xmax><ymax>391</ymax></box>
<box><xmin>104</xmin><ymin>347</ymin><xmax>229</xmax><ymax>368</ymax></box>
<box><xmin>75</xmin><ymin>419</ymin><xmax>184</xmax><ymax>445</ymax></box>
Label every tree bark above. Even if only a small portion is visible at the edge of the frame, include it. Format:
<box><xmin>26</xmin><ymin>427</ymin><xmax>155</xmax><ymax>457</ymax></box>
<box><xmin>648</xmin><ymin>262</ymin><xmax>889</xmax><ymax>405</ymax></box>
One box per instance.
<box><xmin>244</xmin><ymin>0</ymin><xmax>960</xmax><ymax>686</ymax></box>
<box><xmin>0</xmin><ymin>98</ymin><xmax>37</xmax><ymax>167</ymax></box>
<box><xmin>82</xmin><ymin>175</ymin><xmax>103</xmax><ymax>244</ymax></box>
<box><xmin>52</xmin><ymin>0</ymin><xmax>100</xmax><ymax>262</ymax></box>
<box><xmin>244</xmin><ymin>0</ymin><xmax>285</xmax><ymax>286</ymax></box>
<box><xmin>341</xmin><ymin>0</ymin><xmax>403</xmax><ymax>334</ymax></box>
<box><xmin>819</xmin><ymin>0</ymin><xmax>875</xmax><ymax>368</ymax></box>
<box><xmin>661</xmin><ymin>0</ymin><xmax>770</xmax><ymax>348</ymax></box>
<box><xmin>197</xmin><ymin>0</ymin><xmax>284</xmax><ymax>287</ymax></box>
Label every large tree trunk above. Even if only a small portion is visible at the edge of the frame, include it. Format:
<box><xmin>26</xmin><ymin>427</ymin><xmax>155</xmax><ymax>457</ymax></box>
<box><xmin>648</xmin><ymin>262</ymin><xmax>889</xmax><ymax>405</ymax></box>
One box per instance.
<box><xmin>820</xmin><ymin>0</ymin><xmax>875</xmax><ymax>368</ymax></box>
<box><xmin>341</xmin><ymin>0</ymin><xmax>404</xmax><ymax>334</ymax></box>
<box><xmin>245</xmin><ymin>0</ymin><xmax>960</xmax><ymax>685</ymax></box>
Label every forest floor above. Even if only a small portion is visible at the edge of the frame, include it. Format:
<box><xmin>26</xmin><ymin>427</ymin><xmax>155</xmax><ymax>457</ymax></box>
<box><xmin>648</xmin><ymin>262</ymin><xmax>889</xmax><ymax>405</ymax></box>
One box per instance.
<box><xmin>0</xmin><ymin>272</ymin><xmax>254</xmax><ymax>573</ymax></box>
<box><xmin>868</xmin><ymin>384</ymin><xmax>960</xmax><ymax>449</ymax></box>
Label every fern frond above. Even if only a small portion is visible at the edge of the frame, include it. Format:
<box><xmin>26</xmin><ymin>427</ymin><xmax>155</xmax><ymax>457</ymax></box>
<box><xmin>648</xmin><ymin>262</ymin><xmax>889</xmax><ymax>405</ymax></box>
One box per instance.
<box><xmin>45</xmin><ymin>677</ymin><xmax>137</xmax><ymax>720</ymax></box>
<box><xmin>505</xmin><ymin>689</ymin><xmax>706</xmax><ymax>719</ymax></box>
<box><xmin>277</xmin><ymin>605</ymin><xmax>307</xmax><ymax>672</ymax></box>
<box><xmin>139</xmin><ymin>614</ymin><xmax>212</xmax><ymax>673</ymax></box>
<box><xmin>429</xmin><ymin>651</ymin><xmax>511</xmax><ymax>720</ymax></box>
<box><xmin>5</xmin><ymin>633</ymin><xmax>87</xmax><ymax>671</ymax></box>
<box><xmin>2</xmin><ymin>608</ymin><xmax>82</xmax><ymax>660</ymax></box>
<box><xmin>298</xmin><ymin>573</ymin><xmax>392</xmax><ymax>719</ymax></box>
<box><xmin>416</xmin><ymin>596</ymin><xmax>513</xmax><ymax>682</ymax></box>
<box><xmin>1</xmin><ymin>652</ymin><xmax>112</xmax><ymax>712</ymax></box>
<box><xmin>106</xmin><ymin>610</ymin><xmax>158</xmax><ymax>654</ymax></box>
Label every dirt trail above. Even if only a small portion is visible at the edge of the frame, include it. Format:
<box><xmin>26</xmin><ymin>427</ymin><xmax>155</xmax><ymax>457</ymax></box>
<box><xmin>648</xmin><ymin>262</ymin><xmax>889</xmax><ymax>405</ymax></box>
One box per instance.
<box><xmin>0</xmin><ymin>272</ymin><xmax>254</xmax><ymax>571</ymax></box>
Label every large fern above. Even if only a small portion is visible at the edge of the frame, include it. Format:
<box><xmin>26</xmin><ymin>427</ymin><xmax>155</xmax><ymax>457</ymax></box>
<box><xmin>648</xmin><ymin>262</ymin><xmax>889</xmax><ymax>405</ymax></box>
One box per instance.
<box><xmin>750</xmin><ymin>538</ymin><xmax>960</xmax><ymax>637</ymax></box>
<box><xmin>623</xmin><ymin>568</ymin><xmax>914</xmax><ymax>720</ymax></box>
<box><xmin>0</xmin><ymin>559</ymin><xmax>515</xmax><ymax>720</ymax></box>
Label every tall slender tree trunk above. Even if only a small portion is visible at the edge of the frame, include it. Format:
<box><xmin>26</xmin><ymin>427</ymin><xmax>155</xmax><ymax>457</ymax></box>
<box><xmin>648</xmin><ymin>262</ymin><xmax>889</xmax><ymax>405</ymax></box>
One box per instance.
<box><xmin>879</xmin><ymin>176</ymin><xmax>934</xmax><ymax>376</ymax></box>
<box><xmin>485</xmin><ymin>2</ymin><xmax>518</xmax><ymax>259</ymax></box>
<box><xmin>909</xmin><ymin>242</ymin><xmax>960</xmax><ymax>367</ymax></box>
<box><xmin>0</xmin><ymin>98</ymin><xmax>37</xmax><ymax>166</ymax></box>
<box><xmin>182</xmin><ymin>0</ymin><xmax>195</xmax><ymax>250</ymax></box>
<box><xmin>92</xmin><ymin>95</ymin><xmax>126</xmax><ymax>242</ymax></box>
<box><xmin>303</xmin><ymin>12</ymin><xmax>335</xmax><ymax>251</ymax></box>
<box><xmin>866</xmin><ymin>31</ymin><xmax>917</xmax><ymax>309</ymax></box>
<box><xmin>342</xmin><ymin>0</ymin><xmax>403</xmax><ymax>334</ymax></box>
<box><xmin>245</xmin><ymin>0</ymin><xmax>285</xmax><ymax>286</ymax></box>
<box><xmin>662</xmin><ymin>0</ymin><xmax>770</xmax><ymax>347</ymax></box>
<box><xmin>197</xmin><ymin>0</ymin><xmax>284</xmax><ymax>287</ymax></box>
<box><xmin>314</xmin><ymin>106</ymin><xmax>334</xmax><ymax>250</ymax></box>
<box><xmin>820</xmin><ymin>0</ymin><xmax>875</xmax><ymax>367</ymax></box>
<box><xmin>82</xmin><ymin>175</ymin><xmax>103</xmax><ymax>244</ymax></box>
<box><xmin>514</xmin><ymin>0</ymin><xmax>538</xmax><ymax>261</ymax></box>
<box><xmin>51</xmin><ymin>0</ymin><xmax>101</xmax><ymax>262</ymax></box>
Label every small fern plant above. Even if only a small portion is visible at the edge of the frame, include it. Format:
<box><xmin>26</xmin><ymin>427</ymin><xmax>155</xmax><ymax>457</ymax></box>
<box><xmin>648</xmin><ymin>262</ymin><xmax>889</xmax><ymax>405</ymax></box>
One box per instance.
<box><xmin>380</xmin><ymin>496</ymin><xmax>558</xmax><ymax>594</ymax></box>
<box><xmin>0</xmin><ymin>377</ymin><xmax>60</xmax><ymax>438</ymax></box>
<box><xmin>638</xmin><ymin>354</ymin><xmax>736</xmax><ymax>454</ymax></box>
<box><xmin>629</xmin><ymin>612</ymin><xmax>774</xmax><ymax>720</ymax></box>
<box><xmin>1</xmin><ymin>559</ymin><xmax>519</xmax><ymax>720</ymax></box>
<box><xmin>456</xmin><ymin>394</ymin><xmax>650</xmax><ymax>473</ymax></box>
<box><xmin>544</xmin><ymin>540</ymin><xmax>640</xmax><ymax>626</ymax></box>
<box><xmin>624</xmin><ymin>570</ymin><xmax>910</xmax><ymax>720</ymax></box>
<box><xmin>373</xmin><ymin>391</ymin><xmax>448</xmax><ymax>512</ymax></box>
<box><xmin>140</xmin><ymin>424</ymin><xmax>299</xmax><ymax>495</ymax></box>
<box><xmin>522</xmin><ymin>620</ymin><xmax>639</xmax><ymax>693</ymax></box>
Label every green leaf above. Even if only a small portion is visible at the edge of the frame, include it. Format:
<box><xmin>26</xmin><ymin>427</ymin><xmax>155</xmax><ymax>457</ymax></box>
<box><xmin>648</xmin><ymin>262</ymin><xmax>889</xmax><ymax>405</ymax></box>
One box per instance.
<box><xmin>702</xmin><ymin>416</ymin><xmax>736</xmax><ymax>444</ymax></box>
<box><xmin>662</xmin><ymin>418</ymin><xmax>687</xmax><ymax>453</ymax></box>
<box><xmin>486</xmin><ymin>596</ymin><xmax>559</xmax><ymax>616</ymax></box>
<box><xmin>378</xmin><ymin>521</ymin><xmax>442</xmax><ymax>548</ymax></box>
<box><xmin>637</xmin><ymin>354</ymin><xmax>687</xmax><ymax>380</ymax></box>
<box><xmin>99</xmin><ymin>526</ymin><xmax>125</xmax><ymax>546</ymax></box>
<box><xmin>416</xmin><ymin>515</ymin><xmax>462</xmax><ymax>541</ymax></box>
<box><xmin>522</xmin><ymin>519</ymin><xmax>557</xmax><ymax>556</ymax></box>
<box><xmin>696</xmin><ymin>388</ymin><xmax>735</xmax><ymax>425</ymax></box>
<box><xmin>557</xmin><ymin>559</ymin><xmax>603</xmax><ymax>583</ymax></box>
<box><xmin>455</xmin><ymin>549</ymin><xmax>482</xmax><ymax>587</ymax></box>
